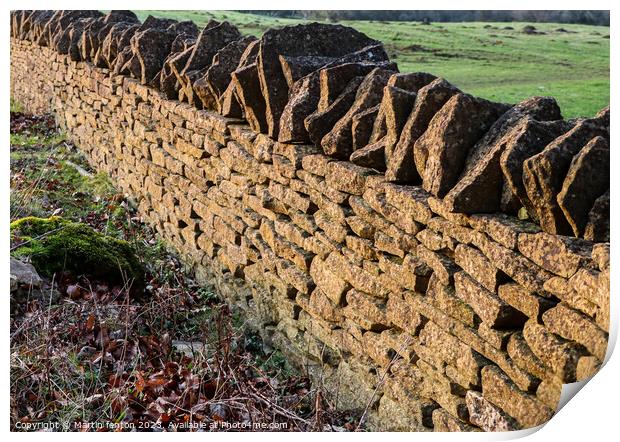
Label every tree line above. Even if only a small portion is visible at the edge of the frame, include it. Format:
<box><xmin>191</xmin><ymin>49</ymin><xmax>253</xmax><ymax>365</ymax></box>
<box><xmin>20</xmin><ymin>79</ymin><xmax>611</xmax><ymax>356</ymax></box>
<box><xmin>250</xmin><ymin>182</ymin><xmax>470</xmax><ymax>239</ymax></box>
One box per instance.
<box><xmin>239</xmin><ymin>10</ymin><xmax>609</xmax><ymax>26</ymax></box>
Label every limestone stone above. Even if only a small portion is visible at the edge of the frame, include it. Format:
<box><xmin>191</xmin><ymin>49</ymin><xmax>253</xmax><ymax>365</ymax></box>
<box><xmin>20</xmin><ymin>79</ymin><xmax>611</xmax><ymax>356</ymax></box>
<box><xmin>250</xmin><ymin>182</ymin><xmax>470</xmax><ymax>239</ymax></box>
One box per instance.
<box><xmin>523</xmin><ymin>117</ymin><xmax>609</xmax><ymax>235</ymax></box>
<box><xmin>481</xmin><ymin>365</ymin><xmax>553</xmax><ymax>429</ymax></box>
<box><xmin>454</xmin><ymin>272</ymin><xmax>526</xmax><ymax>328</ymax></box>
<box><xmin>447</xmin><ymin>97</ymin><xmax>561</xmax><ymax>211</ymax></box>
<box><xmin>468</xmin><ymin>213</ymin><xmax>540</xmax><ymax>250</ymax></box>
<box><xmin>584</xmin><ymin>190</ymin><xmax>609</xmax><ymax>242</ymax></box>
<box><xmin>305</xmin><ymin>76</ymin><xmax>364</xmax><ymax>146</ymax></box>
<box><xmin>376</xmin><ymin>85</ymin><xmax>418</xmax><ymax>160</ymax></box>
<box><xmin>466</xmin><ymin>390</ymin><xmax>519</xmax><ymax>432</ymax></box>
<box><xmin>474</xmin><ymin>234</ymin><xmax>553</xmax><ymax>295</ymax></box>
<box><xmin>542</xmin><ymin>303</ymin><xmax>608</xmax><ymax>360</ymax></box>
<box><xmin>257</xmin><ymin>23</ymin><xmax>380</xmax><ymax>138</ymax></box>
<box><xmin>499</xmin><ymin>119</ymin><xmax>570</xmax><ymax>218</ymax></box>
<box><xmin>522</xmin><ymin>320</ymin><xmax>588</xmax><ymax>382</ymax></box>
<box><xmin>322</xmin><ymin>68</ymin><xmax>395</xmax><ymax>159</ymax></box>
<box><xmin>349</xmin><ymin>139</ymin><xmax>386</xmax><ymax>170</ymax></box>
<box><xmin>421</xmin><ymin>93</ymin><xmax>508</xmax><ymax>197</ymax></box>
<box><xmin>351</xmin><ymin>104</ymin><xmax>379</xmax><ymax>150</ymax></box>
<box><xmin>325</xmin><ymin>161</ymin><xmax>376</xmax><ymax>195</ymax></box>
<box><xmin>517</xmin><ymin>231</ymin><xmax>593</xmax><ymax>278</ymax></box>
<box><xmin>556</xmin><ymin>136</ymin><xmax>609</xmax><ymax>237</ymax></box>
<box><xmin>195</xmin><ymin>36</ymin><xmax>257</xmax><ymax>112</ymax></box>
<box><xmin>497</xmin><ymin>283</ymin><xmax>556</xmax><ymax>320</ymax></box>
<box><xmin>309</xmin><ymin>256</ymin><xmax>351</xmax><ymax>305</ymax></box>
<box><xmin>387</xmin><ymin>78</ymin><xmax>461</xmax><ymax>184</ymax></box>
<box><xmin>454</xmin><ymin>244</ymin><xmax>505</xmax><ymax>292</ymax></box>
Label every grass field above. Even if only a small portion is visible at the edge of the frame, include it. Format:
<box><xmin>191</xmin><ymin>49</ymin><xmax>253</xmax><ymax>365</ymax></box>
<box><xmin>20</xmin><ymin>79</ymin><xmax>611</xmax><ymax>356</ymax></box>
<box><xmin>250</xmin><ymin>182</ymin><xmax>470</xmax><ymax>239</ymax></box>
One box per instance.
<box><xmin>134</xmin><ymin>10</ymin><xmax>609</xmax><ymax>118</ymax></box>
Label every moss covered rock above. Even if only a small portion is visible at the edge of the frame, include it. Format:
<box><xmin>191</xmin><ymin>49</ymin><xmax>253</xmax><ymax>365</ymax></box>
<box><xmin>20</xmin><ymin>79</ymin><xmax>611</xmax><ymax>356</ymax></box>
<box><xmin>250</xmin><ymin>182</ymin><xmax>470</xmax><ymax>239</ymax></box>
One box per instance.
<box><xmin>11</xmin><ymin>216</ymin><xmax>144</xmax><ymax>288</ymax></box>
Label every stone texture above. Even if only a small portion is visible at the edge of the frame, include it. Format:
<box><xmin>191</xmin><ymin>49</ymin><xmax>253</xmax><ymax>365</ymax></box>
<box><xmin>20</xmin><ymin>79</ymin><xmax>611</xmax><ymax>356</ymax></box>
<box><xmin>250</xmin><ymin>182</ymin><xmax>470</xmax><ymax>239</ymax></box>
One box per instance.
<box><xmin>10</xmin><ymin>27</ymin><xmax>612</xmax><ymax>433</ymax></box>
<box><xmin>556</xmin><ymin>136</ymin><xmax>609</xmax><ymax>237</ymax></box>
<box><xmin>322</xmin><ymin>68</ymin><xmax>395</xmax><ymax>159</ymax></box>
<box><xmin>499</xmin><ymin>119</ymin><xmax>571</xmax><ymax>218</ymax></box>
<box><xmin>517</xmin><ymin>231</ymin><xmax>593</xmax><ymax>278</ymax></box>
<box><xmin>466</xmin><ymin>390</ymin><xmax>519</xmax><ymax>432</ymax></box>
<box><xmin>387</xmin><ymin>78</ymin><xmax>460</xmax><ymax>184</ymax></box>
<box><xmin>195</xmin><ymin>36</ymin><xmax>258</xmax><ymax>112</ymax></box>
<box><xmin>584</xmin><ymin>190</ymin><xmax>610</xmax><ymax>242</ymax></box>
<box><xmin>420</xmin><ymin>93</ymin><xmax>508</xmax><ymax>197</ymax></box>
<box><xmin>542</xmin><ymin>303</ymin><xmax>608</xmax><ymax>360</ymax></box>
<box><xmin>523</xmin><ymin>116</ymin><xmax>609</xmax><ymax>235</ymax></box>
<box><xmin>305</xmin><ymin>76</ymin><xmax>365</xmax><ymax>147</ymax></box>
<box><xmin>257</xmin><ymin>23</ymin><xmax>380</xmax><ymax>138</ymax></box>
<box><xmin>454</xmin><ymin>272</ymin><xmax>526</xmax><ymax>328</ymax></box>
<box><xmin>481</xmin><ymin>365</ymin><xmax>554</xmax><ymax>429</ymax></box>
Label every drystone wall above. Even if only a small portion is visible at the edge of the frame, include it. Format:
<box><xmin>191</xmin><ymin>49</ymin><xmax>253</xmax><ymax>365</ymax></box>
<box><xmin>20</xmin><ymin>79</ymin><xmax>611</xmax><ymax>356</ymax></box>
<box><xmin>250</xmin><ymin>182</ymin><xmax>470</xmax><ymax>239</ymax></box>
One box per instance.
<box><xmin>10</xmin><ymin>10</ymin><xmax>611</xmax><ymax>432</ymax></box>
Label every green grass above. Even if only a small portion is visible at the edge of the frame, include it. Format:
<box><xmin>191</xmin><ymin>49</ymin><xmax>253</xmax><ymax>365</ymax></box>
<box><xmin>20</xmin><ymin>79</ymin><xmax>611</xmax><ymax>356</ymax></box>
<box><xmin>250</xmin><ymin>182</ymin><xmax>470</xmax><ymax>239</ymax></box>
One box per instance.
<box><xmin>134</xmin><ymin>10</ymin><xmax>609</xmax><ymax>118</ymax></box>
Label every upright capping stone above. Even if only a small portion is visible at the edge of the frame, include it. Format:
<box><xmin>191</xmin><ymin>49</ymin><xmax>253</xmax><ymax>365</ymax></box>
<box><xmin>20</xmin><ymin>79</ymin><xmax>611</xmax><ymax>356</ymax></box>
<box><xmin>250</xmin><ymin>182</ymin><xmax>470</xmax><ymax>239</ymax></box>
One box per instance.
<box><xmin>557</xmin><ymin>136</ymin><xmax>609</xmax><ymax>238</ymax></box>
<box><xmin>385</xmin><ymin>78</ymin><xmax>459</xmax><ymax>184</ymax></box>
<box><xmin>420</xmin><ymin>93</ymin><xmax>508</xmax><ymax>197</ymax></box>
<box><xmin>257</xmin><ymin>23</ymin><xmax>380</xmax><ymax>139</ymax></box>
<box><xmin>516</xmin><ymin>231</ymin><xmax>593</xmax><ymax>278</ymax></box>
<box><xmin>499</xmin><ymin>119</ymin><xmax>571</xmax><ymax>220</ymax></box>
<box><xmin>321</xmin><ymin>67</ymin><xmax>396</xmax><ymax>159</ymax></box>
<box><xmin>194</xmin><ymin>35</ymin><xmax>258</xmax><ymax>113</ymax></box>
<box><xmin>522</xmin><ymin>113</ymin><xmax>609</xmax><ymax>235</ymax></box>
<box><xmin>584</xmin><ymin>190</ymin><xmax>609</xmax><ymax>242</ymax></box>
<box><xmin>305</xmin><ymin>76</ymin><xmax>364</xmax><ymax>147</ymax></box>
<box><xmin>444</xmin><ymin>97</ymin><xmax>562</xmax><ymax>214</ymax></box>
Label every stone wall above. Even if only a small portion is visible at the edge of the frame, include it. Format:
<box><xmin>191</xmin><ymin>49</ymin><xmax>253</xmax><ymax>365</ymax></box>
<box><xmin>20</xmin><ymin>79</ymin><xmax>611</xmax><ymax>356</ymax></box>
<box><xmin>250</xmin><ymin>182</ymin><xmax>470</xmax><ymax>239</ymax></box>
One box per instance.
<box><xmin>10</xmin><ymin>11</ymin><xmax>610</xmax><ymax>432</ymax></box>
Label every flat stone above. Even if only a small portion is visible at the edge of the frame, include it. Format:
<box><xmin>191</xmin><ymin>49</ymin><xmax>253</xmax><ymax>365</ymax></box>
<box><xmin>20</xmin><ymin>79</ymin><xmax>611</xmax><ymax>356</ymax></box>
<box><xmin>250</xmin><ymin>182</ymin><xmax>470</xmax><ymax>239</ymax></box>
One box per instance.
<box><xmin>454</xmin><ymin>244</ymin><xmax>505</xmax><ymax>291</ymax></box>
<box><xmin>481</xmin><ymin>365</ymin><xmax>554</xmax><ymax>429</ymax></box>
<box><xmin>383</xmin><ymin>183</ymin><xmax>433</xmax><ymax>224</ymax></box>
<box><xmin>326</xmin><ymin>161</ymin><xmax>376</xmax><ymax>195</ymax></box>
<box><xmin>468</xmin><ymin>213</ymin><xmax>540</xmax><ymax>250</ymax></box>
<box><xmin>386</xmin><ymin>78</ymin><xmax>460</xmax><ymax>184</ymax></box>
<box><xmin>517</xmin><ymin>231</ymin><xmax>593</xmax><ymax>278</ymax></box>
<box><xmin>497</xmin><ymin>283</ymin><xmax>556</xmax><ymax>320</ymax></box>
<box><xmin>309</xmin><ymin>256</ymin><xmax>351</xmax><ymax>305</ymax></box>
<box><xmin>474</xmin><ymin>234</ymin><xmax>553</xmax><ymax>295</ymax></box>
<box><xmin>507</xmin><ymin>332</ymin><xmax>549</xmax><ymax>381</ymax></box>
<box><xmin>420</xmin><ymin>93</ymin><xmax>508</xmax><ymax>197</ymax></box>
<box><xmin>350</xmin><ymin>139</ymin><xmax>386</xmax><ymax>170</ymax></box>
<box><xmin>542</xmin><ymin>303</ymin><xmax>608</xmax><ymax>360</ymax></box>
<box><xmin>522</xmin><ymin>319</ymin><xmax>588</xmax><ymax>382</ymax></box>
<box><xmin>454</xmin><ymin>272</ymin><xmax>526</xmax><ymax>328</ymax></box>
<box><xmin>466</xmin><ymin>390</ymin><xmax>519</xmax><ymax>432</ymax></box>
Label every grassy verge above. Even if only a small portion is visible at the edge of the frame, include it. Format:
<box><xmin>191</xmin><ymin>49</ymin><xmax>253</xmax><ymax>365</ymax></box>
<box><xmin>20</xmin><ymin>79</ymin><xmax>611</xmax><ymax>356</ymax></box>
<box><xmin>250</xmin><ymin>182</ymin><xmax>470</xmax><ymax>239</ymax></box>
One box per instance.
<box><xmin>133</xmin><ymin>10</ymin><xmax>609</xmax><ymax>118</ymax></box>
<box><xmin>10</xmin><ymin>110</ymin><xmax>359</xmax><ymax>431</ymax></box>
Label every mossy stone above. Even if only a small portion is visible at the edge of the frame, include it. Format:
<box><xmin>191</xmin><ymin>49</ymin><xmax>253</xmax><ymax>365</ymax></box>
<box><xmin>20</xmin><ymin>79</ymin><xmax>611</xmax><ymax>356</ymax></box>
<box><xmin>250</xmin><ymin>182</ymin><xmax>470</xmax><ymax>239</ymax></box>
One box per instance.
<box><xmin>11</xmin><ymin>216</ymin><xmax>144</xmax><ymax>288</ymax></box>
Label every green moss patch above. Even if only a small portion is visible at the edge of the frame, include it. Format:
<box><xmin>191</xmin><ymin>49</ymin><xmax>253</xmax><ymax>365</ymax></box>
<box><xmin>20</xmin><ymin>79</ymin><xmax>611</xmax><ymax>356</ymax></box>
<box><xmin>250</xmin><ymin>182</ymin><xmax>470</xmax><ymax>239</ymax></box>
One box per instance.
<box><xmin>11</xmin><ymin>216</ymin><xmax>144</xmax><ymax>288</ymax></box>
